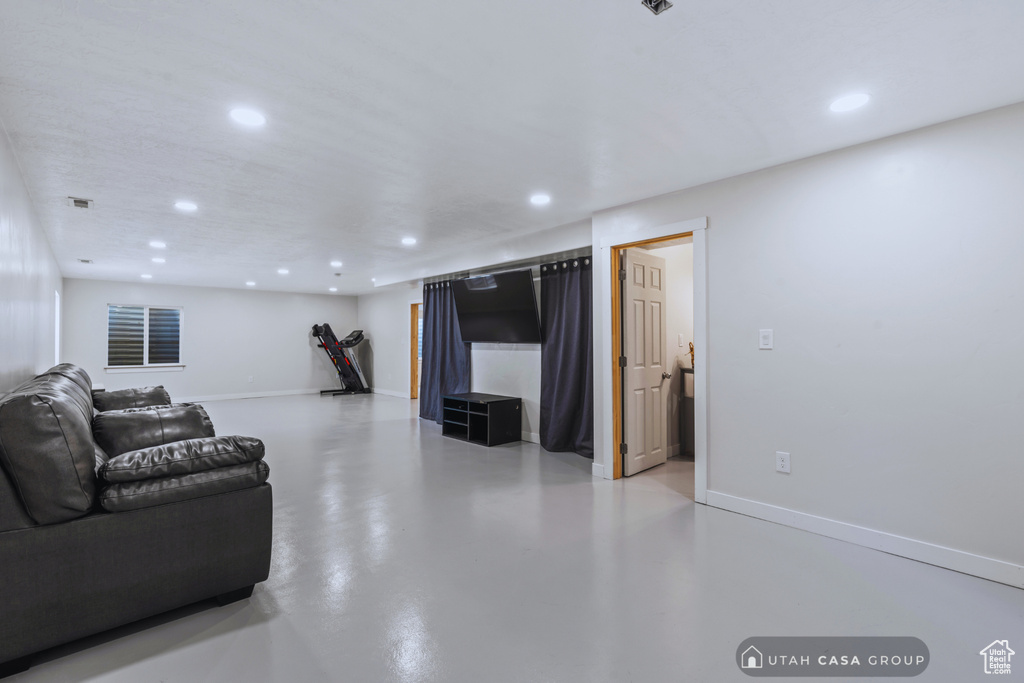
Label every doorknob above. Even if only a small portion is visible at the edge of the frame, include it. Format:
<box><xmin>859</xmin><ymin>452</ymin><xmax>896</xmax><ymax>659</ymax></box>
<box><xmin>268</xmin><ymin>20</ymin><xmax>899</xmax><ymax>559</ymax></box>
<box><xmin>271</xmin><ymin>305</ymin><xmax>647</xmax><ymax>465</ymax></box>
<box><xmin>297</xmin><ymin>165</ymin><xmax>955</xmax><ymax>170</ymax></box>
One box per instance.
<box><xmin>662</xmin><ymin>372</ymin><xmax>672</xmax><ymax>379</ymax></box>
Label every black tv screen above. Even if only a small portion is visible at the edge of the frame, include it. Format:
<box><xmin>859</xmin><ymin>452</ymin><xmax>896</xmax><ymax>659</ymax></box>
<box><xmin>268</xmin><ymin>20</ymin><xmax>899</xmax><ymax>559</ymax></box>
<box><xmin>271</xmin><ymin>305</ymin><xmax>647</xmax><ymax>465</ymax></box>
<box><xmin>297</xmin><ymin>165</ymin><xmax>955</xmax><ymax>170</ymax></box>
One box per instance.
<box><xmin>451</xmin><ymin>269</ymin><xmax>542</xmax><ymax>343</ymax></box>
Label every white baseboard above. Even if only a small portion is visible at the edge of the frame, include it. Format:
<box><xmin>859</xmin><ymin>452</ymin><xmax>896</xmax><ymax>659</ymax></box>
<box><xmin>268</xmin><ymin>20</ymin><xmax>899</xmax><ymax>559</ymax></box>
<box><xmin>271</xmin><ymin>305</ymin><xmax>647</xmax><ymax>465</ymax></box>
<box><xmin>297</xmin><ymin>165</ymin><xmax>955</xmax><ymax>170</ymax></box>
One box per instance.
<box><xmin>592</xmin><ymin>462</ymin><xmax>607</xmax><ymax>479</ymax></box>
<box><xmin>521</xmin><ymin>431</ymin><xmax>539</xmax><ymax>444</ymax></box>
<box><xmin>179</xmin><ymin>388</ymin><xmax>320</xmax><ymax>402</ymax></box>
<box><xmin>706</xmin><ymin>491</ymin><xmax>1024</xmax><ymax>589</ymax></box>
<box><xmin>372</xmin><ymin>388</ymin><xmax>410</xmax><ymax>399</ymax></box>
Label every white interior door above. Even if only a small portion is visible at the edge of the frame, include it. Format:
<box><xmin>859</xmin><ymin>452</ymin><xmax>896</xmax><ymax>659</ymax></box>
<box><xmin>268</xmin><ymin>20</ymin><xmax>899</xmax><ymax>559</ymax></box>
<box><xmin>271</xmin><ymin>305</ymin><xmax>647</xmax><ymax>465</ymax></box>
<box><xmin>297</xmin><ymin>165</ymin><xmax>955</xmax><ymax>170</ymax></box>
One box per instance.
<box><xmin>622</xmin><ymin>248</ymin><xmax>669</xmax><ymax>476</ymax></box>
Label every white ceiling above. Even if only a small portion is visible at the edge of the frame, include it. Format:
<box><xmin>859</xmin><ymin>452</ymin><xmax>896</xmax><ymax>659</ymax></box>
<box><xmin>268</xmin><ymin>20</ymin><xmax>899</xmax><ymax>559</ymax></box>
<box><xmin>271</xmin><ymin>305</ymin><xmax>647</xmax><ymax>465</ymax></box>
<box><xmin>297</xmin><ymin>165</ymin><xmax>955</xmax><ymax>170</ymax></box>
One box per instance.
<box><xmin>2</xmin><ymin>0</ymin><xmax>1023</xmax><ymax>295</ymax></box>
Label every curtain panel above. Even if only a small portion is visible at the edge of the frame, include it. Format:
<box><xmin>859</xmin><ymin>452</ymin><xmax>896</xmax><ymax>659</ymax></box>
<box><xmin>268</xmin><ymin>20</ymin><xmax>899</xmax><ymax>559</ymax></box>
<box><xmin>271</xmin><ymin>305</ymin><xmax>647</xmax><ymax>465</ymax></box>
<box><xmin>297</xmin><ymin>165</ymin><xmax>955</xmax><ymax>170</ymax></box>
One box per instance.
<box><xmin>540</xmin><ymin>257</ymin><xmax>594</xmax><ymax>458</ymax></box>
<box><xmin>419</xmin><ymin>281</ymin><xmax>471</xmax><ymax>423</ymax></box>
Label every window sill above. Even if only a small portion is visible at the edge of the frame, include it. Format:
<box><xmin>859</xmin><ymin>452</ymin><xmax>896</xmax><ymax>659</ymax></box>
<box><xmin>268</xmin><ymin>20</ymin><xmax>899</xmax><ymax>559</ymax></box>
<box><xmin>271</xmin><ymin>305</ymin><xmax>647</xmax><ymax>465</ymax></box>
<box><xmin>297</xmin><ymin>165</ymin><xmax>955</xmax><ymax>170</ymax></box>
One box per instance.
<box><xmin>104</xmin><ymin>365</ymin><xmax>185</xmax><ymax>374</ymax></box>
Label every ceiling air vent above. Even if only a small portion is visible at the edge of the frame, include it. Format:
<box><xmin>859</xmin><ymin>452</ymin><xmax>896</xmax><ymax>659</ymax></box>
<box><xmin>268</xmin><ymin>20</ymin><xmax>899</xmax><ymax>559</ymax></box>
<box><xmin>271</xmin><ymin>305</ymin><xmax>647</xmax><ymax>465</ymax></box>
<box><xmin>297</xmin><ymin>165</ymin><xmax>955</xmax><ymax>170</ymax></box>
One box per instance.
<box><xmin>78</xmin><ymin>259</ymin><xmax>94</xmax><ymax>264</ymax></box>
<box><xmin>642</xmin><ymin>0</ymin><xmax>673</xmax><ymax>15</ymax></box>
<box><xmin>67</xmin><ymin>196</ymin><xmax>94</xmax><ymax>209</ymax></box>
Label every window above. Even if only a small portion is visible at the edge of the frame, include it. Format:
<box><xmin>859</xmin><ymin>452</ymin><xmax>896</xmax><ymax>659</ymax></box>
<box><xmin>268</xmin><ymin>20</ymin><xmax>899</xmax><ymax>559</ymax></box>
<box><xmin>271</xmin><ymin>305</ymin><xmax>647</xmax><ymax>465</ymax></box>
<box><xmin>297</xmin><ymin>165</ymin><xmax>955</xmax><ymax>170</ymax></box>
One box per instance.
<box><xmin>107</xmin><ymin>305</ymin><xmax>182</xmax><ymax>367</ymax></box>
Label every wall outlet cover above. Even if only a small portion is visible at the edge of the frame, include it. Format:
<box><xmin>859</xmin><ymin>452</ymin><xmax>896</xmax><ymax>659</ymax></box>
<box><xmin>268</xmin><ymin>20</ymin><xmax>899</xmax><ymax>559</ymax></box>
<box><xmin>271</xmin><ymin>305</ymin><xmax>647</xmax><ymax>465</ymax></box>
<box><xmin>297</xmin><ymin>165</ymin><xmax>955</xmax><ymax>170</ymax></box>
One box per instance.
<box><xmin>776</xmin><ymin>451</ymin><xmax>790</xmax><ymax>474</ymax></box>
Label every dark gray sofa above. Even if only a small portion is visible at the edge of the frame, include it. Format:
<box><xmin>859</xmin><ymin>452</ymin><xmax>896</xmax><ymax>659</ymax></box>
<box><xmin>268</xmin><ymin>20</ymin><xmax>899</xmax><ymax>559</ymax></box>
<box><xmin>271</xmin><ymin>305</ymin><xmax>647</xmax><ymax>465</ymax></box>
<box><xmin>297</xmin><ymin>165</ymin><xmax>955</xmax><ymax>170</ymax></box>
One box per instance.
<box><xmin>0</xmin><ymin>364</ymin><xmax>272</xmax><ymax>677</ymax></box>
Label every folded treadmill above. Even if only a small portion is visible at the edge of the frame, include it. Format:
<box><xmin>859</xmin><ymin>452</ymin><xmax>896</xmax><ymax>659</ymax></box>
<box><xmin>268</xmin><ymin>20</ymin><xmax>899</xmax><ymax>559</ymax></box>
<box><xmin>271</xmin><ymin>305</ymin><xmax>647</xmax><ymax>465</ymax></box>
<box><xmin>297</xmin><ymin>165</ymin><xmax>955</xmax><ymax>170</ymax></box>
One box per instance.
<box><xmin>312</xmin><ymin>323</ymin><xmax>371</xmax><ymax>395</ymax></box>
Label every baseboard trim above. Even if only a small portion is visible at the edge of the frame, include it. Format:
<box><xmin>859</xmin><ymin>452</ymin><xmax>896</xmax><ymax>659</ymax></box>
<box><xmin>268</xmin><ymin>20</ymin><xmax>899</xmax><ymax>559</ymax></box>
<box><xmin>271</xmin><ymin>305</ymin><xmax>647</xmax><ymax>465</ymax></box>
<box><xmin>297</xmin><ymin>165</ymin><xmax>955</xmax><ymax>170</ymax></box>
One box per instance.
<box><xmin>706</xmin><ymin>491</ymin><xmax>1024</xmax><ymax>589</ymax></box>
<box><xmin>372</xmin><ymin>388</ymin><xmax>410</xmax><ymax>399</ymax></box>
<box><xmin>521</xmin><ymin>431</ymin><xmax>539</xmax><ymax>444</ymax></box>
<box><xmin>592</xmin><ymin>463</ymin><xmax>606</xmax><ymax>479</ymax></box>
<box><xmin>179</xmin><ymin>388</ymin><xmax>320</xmax><ymax>402</ymax></box>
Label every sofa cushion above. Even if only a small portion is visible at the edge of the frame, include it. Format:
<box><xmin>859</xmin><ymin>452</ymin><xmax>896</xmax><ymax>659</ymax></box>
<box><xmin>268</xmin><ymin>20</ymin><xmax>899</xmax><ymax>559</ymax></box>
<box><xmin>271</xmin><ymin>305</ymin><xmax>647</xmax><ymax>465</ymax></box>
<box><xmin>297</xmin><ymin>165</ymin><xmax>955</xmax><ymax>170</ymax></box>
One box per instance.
<box><xmin>92</xmin><ymin>403</ymin><xmax>215</xmax><ymax>458</ymax></box>
<box><xmin>99</xmin><ymin>460</ymin><xmax>270</xmax><ymax>512</ymax></box>
<box><xmin>98</xmin><ymin>435</ymin><xmax>265</xmax><ymax>483</ymax></box>
<box><xmin>0</xmin><ymin>374</ymin><xmax>98</xmax><ymax>525</ymax></box>
<box><xmin>92</xmin><ymin>386</ymin><xmax>171</xmax><ymax>412</ymax></box>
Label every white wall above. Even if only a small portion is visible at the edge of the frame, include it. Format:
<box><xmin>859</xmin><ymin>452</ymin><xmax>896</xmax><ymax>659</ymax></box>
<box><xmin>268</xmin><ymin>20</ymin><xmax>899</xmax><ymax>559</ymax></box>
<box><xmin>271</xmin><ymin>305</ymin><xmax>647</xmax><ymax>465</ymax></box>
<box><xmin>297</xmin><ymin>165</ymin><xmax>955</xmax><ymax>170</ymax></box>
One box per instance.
<box><xmin>62</xmin><ymin>278</ymin><xmax>357</xmax><ymax>400</ymax></box>
<box><xmin>593</xmin><ymin>102</ymin><xmax>1024</xmax><ymax>582</ymax></box>
<box><xmin>356</xmin><ymin>285</ymin><xmax>422</xmax><ymax>398</ymax></box>
<box><xmin>0</xmin><ymin>122</ymin><xmax>63</xmax><ymax>393</ymax></box>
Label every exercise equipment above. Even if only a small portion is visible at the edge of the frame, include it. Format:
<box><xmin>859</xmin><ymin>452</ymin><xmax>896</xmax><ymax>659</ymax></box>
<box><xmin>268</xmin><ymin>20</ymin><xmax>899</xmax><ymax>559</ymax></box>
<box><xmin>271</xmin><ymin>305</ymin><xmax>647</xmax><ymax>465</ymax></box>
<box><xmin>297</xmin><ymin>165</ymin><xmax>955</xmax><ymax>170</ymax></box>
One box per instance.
<box><xmin>312</xmin><ymin>324</ymin><xmax>371</xmax><ymax>395</ymax></box>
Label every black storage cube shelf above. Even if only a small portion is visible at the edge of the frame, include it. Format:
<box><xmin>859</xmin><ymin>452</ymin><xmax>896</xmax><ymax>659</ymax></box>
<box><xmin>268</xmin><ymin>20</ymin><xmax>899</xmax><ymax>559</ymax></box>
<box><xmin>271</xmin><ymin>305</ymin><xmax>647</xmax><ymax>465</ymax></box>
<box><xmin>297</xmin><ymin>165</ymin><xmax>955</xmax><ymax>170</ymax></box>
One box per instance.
<box><xmin>441</xmin><ymin>393</ymin><xmax>521</xmax><ymax>447</ymax></box>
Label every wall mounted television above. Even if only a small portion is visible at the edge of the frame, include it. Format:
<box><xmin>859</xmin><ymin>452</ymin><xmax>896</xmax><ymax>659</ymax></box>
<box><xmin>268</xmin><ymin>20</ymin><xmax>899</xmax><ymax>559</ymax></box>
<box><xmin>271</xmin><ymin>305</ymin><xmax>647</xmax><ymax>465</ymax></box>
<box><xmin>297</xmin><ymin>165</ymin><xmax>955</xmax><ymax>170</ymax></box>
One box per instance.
<box><xmin>451</xmin><ymin>269</ymin><xmax>542</xmax><ymax>343</ymax></box>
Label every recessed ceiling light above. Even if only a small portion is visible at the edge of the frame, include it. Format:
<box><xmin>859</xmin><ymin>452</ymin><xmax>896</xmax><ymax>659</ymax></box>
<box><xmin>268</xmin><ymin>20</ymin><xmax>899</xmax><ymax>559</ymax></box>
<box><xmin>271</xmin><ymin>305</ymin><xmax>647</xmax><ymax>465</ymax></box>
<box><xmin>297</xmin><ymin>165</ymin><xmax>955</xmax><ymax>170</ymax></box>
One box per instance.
<box><xmin>330</xmin><ymin>260</ymin><xmax>343</xmax><ymax>268</ymax></box>
<box><xmin>401</xmin><ymin>237</ymin><xmax>417</xmax><ymax>246</ymax></box>
<box><xmin>530</xmin><ymin>193</ymin><xmax>551</xmax><ymax>206</ymax></box>
<box><xmin>246</xmin><ymin>281</ymin><xmax>256</xmax><ymax>286</ymax></box>
<box><xmin>329</xmin><ymin>287</ymin><xmax>337</xmax><ymax>292</ymax></box>
<box><xmin>149</xmin><ymin>241</ymin><xmax>166</xmax><ymax>249</ymax></box>
<box><xmin>371</xmin><ymin>278</ymin><xmax>376</xmax><ymax>282</ymax></box>
<box><xmin>830</xmin><ymin>93</ymin><xmax>870</xmax><ymax>113</ymax></box>
<box><xmin>152</xmin><ymin>257</ymin><xmax>165</xmax><ymax>264</ymax></box>
<box><xmin>141</xmin><ymin>274</ymin><xmax>152</xmax><ymax>279</ymax></box>
<box><xmin>230</xmin><ymin>107</ymin><xmax>266</xmax><ymax>127</ymax></box>
<box><xmin>174</xmin><ymin>200</ymin><xmax>197</xmax><ymax>212</ymax></box>
<box><xmin>277</xmin><ymin>268</ymin><xmax>289</xmax><ymax>275</ymax></box>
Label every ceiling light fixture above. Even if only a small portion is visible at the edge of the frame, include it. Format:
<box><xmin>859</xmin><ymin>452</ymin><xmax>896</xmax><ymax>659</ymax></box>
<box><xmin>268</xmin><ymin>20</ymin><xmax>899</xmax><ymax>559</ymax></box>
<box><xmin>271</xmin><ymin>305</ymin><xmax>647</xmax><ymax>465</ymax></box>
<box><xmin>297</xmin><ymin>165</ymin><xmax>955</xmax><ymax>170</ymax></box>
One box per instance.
<box><xmin>530</xmin><ymin>193</ymin><xmax>551</xmax><ymax>206</ymax></box>
<box><xmin>174</xmin><ymin>200</ymin><xmax>198</xmax><ymax>212</ymax></box>
<box><xmin>830</xmin><ymin>93</ymin><xmax>870</xmax><ymax>113</ymax></box>
<box><xmin>329</xmin><ymin>287</ymin><xmax>337</xmax><ymax>292</ymax></box>
<box><xmin>230</xmin><ymin>107</ymin><xmax>266</xmax><ymax>127</ymax></box>
<box><xmin>246</xmin><ymin>281</ymin><xmax>256</xmax><ymax>286</ymax></box>
<box><xmin>330</xmin><ymin>260</ymin><xmax>343</xmax><ymax>268</ymax></box>
<box><xmin>141</xmin><ymin>274</ymin><xmax>152</xmax><ymax>279</ymax></box>
<box><xmin>149</xmin><ymin>240</ymin><xmax>166</xmax><ymax>249</ymax></box>
<box><xmin>277</xmin><ymin>268</ymin><xmax>289</xmax><ymax>275</ymax></box>
<box><xmin>152</xmin><ymin>257</ymin><xmax>165</xmax><ymax>264</ymax></box>
<box><xmin>402</xmin><ymin>237</ymin><xmax>417</xmax><ymax>246</ymax></box>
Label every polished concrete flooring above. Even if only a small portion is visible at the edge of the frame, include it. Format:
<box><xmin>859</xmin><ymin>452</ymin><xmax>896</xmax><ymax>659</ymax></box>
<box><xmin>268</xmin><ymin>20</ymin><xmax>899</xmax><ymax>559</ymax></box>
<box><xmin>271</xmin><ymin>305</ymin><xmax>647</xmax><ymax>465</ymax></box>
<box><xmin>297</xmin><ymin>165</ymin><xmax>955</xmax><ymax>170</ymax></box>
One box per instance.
<box><xmin>14</xmin><ymin>394</ymin><xmax>1024</xmax><ymax>682</ymax></box>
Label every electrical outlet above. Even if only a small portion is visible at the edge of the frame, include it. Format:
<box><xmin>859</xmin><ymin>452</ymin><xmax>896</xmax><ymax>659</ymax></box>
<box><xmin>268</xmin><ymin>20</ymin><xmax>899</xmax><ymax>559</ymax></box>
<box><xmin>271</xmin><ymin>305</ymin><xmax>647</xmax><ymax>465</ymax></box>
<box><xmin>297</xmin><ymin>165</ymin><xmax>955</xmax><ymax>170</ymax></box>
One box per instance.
<box><xmin>776</xmin><ymin>451</ymin><xmax>790</xmax><ymax>474</ymax></box>
<box><xmin>248</xmin><ymin>375</ymin><xmax>254</xmax><ymax>383</ymax></box>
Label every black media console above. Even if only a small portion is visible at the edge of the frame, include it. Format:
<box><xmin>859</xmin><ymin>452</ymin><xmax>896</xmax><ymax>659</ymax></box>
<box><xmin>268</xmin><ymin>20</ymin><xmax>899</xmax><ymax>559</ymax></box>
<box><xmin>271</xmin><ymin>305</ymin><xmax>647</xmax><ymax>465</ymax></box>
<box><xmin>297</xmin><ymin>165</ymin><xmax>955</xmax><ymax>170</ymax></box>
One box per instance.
<box><xmin>441</xmin><ymin>393</ymin><xmax>521</xmax><ymax>446</ymax></box>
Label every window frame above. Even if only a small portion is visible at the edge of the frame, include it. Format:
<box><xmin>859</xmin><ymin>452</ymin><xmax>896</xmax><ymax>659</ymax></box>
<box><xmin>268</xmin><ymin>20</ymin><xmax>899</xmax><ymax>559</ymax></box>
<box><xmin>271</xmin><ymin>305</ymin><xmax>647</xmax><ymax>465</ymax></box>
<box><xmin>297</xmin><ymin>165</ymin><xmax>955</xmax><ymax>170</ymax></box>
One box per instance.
<box><xmin>104</xmin><ymin>303</ymin><xmax>185</xmax><ymax>372</ymax></box>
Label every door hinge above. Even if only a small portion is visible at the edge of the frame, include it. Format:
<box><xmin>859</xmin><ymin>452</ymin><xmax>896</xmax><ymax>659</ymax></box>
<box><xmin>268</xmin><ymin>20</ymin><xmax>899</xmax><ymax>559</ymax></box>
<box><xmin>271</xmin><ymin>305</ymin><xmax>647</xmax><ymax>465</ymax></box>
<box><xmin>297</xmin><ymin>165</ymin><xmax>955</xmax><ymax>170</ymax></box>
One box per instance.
<box><xmin>618</xmin><ymin>356</ymin><xmax>627</xmax><ymax>368</ymax></box>
<box><xmin>618</xmin><ymin>269</ymin><xmax>626</xmax><ymax>281</ymax></box>
<box><xmin>619</xmin><ymin>442</ymin><xmax>628</xmax><ymax>455</ymax></box>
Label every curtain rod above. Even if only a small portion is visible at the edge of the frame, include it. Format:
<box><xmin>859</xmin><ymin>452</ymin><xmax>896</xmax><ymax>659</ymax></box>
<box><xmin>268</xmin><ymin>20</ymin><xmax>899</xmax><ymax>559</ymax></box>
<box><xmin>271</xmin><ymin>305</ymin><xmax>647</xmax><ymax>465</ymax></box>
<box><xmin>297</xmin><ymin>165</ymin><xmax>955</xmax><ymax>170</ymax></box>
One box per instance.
<box><xmin>423</xmin><ymin>246</ymin><xmax>592</xmax><ymax>285</ymax></box>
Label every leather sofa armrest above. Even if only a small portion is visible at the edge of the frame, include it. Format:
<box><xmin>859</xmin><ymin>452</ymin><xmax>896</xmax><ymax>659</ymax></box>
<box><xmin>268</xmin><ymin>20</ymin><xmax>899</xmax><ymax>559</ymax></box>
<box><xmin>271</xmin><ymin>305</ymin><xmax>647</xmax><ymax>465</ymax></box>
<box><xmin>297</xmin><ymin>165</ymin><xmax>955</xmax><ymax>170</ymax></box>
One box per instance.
<box><xmin>98</xmin><ymin>435</ymin><xmax>265</xmax><ymax>484</ymax></box>
<box><xmin>92</xmin><ymin>403</ymin><xmax>215</xmax><ymax>458</ymax></box>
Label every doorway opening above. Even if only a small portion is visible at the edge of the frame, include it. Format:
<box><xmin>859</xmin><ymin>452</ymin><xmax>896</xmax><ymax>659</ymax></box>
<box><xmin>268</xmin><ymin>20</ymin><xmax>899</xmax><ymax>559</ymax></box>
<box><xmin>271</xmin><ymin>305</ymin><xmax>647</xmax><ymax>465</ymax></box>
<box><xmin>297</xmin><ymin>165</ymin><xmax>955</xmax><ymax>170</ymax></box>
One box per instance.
<box><xmin>612</xmin><ymin>231</ymin><xmax>695</xmax><ymax>497</ymax></box>
<box><xmin>410</xmin><ymin>303</ymin><xmax>423</xmax><ymax>399</ymax></box>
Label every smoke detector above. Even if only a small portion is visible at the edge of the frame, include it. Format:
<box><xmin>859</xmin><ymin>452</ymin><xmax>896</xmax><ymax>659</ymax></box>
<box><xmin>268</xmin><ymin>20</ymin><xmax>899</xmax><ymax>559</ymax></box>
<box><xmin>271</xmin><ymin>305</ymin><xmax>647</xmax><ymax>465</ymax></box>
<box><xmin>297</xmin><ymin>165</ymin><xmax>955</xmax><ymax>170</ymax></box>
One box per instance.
<box><xmin>66</xmin><ymin>197</ymin><xmax>94</xmax><ymax>209</ymax></box>
<box><xmin>642</xmin><ymin>0</ymin><xmax>673</xmax><ymax>15</ymax></box>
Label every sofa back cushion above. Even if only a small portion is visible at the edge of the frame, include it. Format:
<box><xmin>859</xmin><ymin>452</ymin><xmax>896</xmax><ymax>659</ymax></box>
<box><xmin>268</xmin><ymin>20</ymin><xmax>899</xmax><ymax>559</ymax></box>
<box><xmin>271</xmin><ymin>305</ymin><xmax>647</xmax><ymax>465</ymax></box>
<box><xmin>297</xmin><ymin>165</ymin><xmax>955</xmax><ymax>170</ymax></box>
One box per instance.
<box><xmin>92</xmin><ymin>385</ymin><xmax>171</xmax><ymax>412</ymax></box>
<box><xmin>92</xmin><ymin>403</ymin><xmax>215</xmax><ymax>458</ymax></box>
<box><xmin>0</xmin><ymin>374</ymin><xmax>98</xmax><ymax>525</ymax></box>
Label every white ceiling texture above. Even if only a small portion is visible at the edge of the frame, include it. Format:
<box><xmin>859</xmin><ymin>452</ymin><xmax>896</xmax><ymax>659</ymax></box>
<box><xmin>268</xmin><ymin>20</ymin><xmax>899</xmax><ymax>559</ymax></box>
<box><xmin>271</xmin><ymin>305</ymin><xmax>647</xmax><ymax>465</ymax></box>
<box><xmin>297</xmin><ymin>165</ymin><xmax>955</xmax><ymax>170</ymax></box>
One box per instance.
<box><xmin>2</xmin><ymin>1</ymin><xmax>1024</xmax><ymax>295</ymax></box>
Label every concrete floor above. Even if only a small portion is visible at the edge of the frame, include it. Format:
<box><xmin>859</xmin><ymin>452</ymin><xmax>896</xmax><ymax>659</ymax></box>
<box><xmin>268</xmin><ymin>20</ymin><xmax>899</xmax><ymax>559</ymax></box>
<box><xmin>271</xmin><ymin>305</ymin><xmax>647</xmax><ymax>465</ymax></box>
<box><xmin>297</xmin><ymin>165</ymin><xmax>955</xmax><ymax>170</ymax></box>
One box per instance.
<box><xmin>13</xmin><ymin>393</ymin><xmax>1024</xmax><ymax>682</ymax></box>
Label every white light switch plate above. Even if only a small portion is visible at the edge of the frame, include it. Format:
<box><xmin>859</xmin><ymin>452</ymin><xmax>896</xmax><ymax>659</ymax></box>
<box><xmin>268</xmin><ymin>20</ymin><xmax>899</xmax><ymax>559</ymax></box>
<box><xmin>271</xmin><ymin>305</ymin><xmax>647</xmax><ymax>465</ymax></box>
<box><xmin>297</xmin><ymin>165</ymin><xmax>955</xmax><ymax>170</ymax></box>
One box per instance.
<box><xmin>678</xmin><ymin>334</ymin><xmax>685</xmax><ymax>347</ymax></box>
<box><xmin>759</xmin><ymin>329</ymin><xmax>774</xmax><ymax>350</ymax></box>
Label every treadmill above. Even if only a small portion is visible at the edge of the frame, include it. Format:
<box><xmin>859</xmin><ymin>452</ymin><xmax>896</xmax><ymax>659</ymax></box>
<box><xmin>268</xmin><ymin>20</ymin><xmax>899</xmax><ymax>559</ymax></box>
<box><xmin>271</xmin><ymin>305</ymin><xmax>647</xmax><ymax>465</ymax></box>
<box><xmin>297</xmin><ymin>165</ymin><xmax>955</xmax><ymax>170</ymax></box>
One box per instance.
<box><xmin>312</xmin><ymin>323</ymin><xmax>371</xmax><ymax>395</ymax></box>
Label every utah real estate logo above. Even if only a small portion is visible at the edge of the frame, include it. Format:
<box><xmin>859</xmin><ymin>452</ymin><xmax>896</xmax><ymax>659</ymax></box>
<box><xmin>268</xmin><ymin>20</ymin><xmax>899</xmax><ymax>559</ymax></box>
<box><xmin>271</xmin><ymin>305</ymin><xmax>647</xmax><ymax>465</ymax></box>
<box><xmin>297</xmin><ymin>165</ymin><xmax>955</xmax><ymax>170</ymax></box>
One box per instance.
<box><xmin>979</xmin><ymin>640</ymin><xmax>1013</xmax><ymax>675</ymax></box>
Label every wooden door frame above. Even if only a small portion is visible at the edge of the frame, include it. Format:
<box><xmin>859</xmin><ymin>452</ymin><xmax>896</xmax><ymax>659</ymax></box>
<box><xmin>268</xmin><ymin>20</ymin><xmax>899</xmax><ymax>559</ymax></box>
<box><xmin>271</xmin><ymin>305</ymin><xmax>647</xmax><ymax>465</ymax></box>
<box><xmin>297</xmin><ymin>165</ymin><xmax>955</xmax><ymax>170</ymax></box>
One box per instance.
<box><xmin>602</xmin><ymin>217</ymin><xmax>708</xmax><ymax>504</ymax></box>
<box><xmin>410</xmin><ymin>303</ymin><xmax>420</xmax><ymax>399</ymax></box>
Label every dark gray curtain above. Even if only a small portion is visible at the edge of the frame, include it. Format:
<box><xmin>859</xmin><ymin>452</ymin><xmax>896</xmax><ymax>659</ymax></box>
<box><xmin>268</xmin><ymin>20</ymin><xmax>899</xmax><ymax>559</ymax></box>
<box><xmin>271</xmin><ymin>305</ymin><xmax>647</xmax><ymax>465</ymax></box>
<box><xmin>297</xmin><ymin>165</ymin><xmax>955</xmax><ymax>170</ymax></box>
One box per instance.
<box><xmin>540</xmin><ymin>257</ymin><xmax>594</xmax><ymax>458</ymax></box>
<box><xmin>419</xmin><ymin>281</ymin><xmax>471</xmax><ymax>423</ymax></box>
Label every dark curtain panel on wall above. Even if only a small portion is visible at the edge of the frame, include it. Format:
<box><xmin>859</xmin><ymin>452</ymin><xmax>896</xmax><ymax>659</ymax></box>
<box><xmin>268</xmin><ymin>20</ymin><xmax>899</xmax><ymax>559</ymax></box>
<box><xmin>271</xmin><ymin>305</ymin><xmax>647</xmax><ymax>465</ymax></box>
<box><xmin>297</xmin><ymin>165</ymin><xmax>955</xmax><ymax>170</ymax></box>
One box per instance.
<box><xmin>419</xmin><ymin>281</ymin><xmax>472</xmax><ymax>423</ymax></box>
<box><xmin>540</xmin><ymin>257</ymin><xmax>594</xmax><ymax>458</ymax></box>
